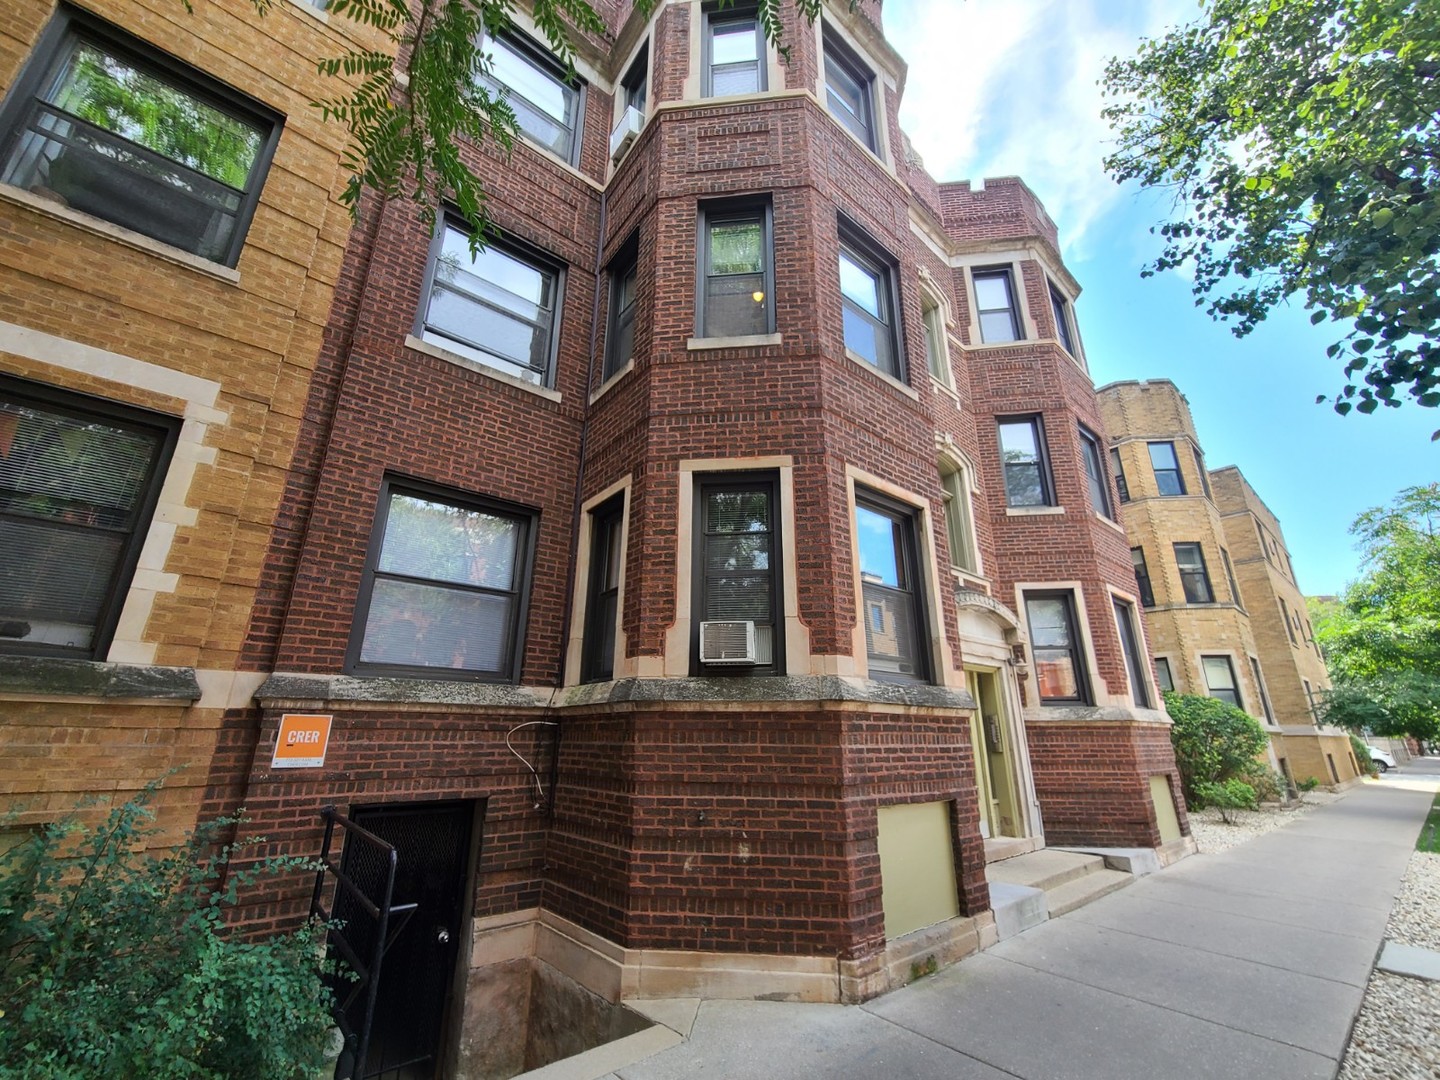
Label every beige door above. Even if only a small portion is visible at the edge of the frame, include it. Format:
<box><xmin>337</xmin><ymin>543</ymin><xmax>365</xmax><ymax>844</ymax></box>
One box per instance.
<box><xmin>967</xmin><ymin>668</ymin><xmax>1022</xmax><ymax>838</ymax></box>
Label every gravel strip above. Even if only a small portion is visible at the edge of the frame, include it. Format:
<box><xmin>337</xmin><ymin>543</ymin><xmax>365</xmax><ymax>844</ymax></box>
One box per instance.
<box><xmin>1187</xmin><ymin>793</ymin><xmax>1338</xmax><ymax>855</ymax></box>
<box><xmin>1339</xmin><ymin>850</ymin><xmax>1440</xmax><ymax>1080</ymax></box>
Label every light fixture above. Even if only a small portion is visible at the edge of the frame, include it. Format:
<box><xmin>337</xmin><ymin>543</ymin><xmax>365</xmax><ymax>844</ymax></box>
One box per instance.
<box><xmin>751</xmin><ymin>290</ymin><xmax>765</xmax><ymax>303</ymax></box>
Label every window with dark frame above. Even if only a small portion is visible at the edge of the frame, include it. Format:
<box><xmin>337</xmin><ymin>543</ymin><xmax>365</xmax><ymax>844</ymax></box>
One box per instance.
<box><xmin>1049</xmin><ymin>283</ymin><xmax>1076</xmax><ymax>354</ymax></box>
<box><xmin>604</xmin><ymin>238</ymin><xmax>638</xmax><ymax>380</ymax></box>
<box><xmin>1148</xmin><ymin>441</ymin><xmax>1185</xmax><ymax>496</ymax></box>
<box><xmin>703</xmin><ymin>9</ymin><xmax>765</xmax><ymax>96</ymax></box>
<box><xmin>621</xmin><ymin>44</ymin><xmax>648</xmax><ymax>115</ymax></box>
<box><xmin>1173</xmin><ymin>542</ymin><xmax>1214</xmax><ymax>603</ymax></box>
<box><xmin>1131</xmin><ymin>547</ymin><xmax>1155</xmax><ymax>607</ymax></box>
<box><xmin>1279</xmin><ymin>597</ymin><xmax>1298</xmax><ymax>644</ymax></box>
<box><xmin>0</xmin><ymin>7</ymin><xmax>280</xmax><ymax>267</ymax></box>
<box><xmin>1221</xmin><ymin>547</ymin><xmax>1242</xmax><ymax>608</ymax></box>
<box><xmin>1111</xmin><ymin>446</ymin><xmax>1130</xmax><ymax>502</ymax></box>
<box><xmin>1078</xmin><ymin>425</ymin><xmax>1111</xmax><ymax>518</ymax></box>
<box><xmin>477</xmin><ymin>31</ymin><xmax>583</xmax><ymax>165</ymax></box>
<box><xmin>855</xmin><ymin>490</ymin><xmax>930</xmax><ymax>684</ymax></box>
<box><xmin>822</xmin><ymin>28</ymin><xmax>876</xmax><ymax>151</ymax></box>
<box><xmin>1249</xmin><ymin>656</ymin><xmax>1275</xmax><ymax>723</ymax></box>
<box><xmin>1192</xmin><ymin>445</ymin><xmax>1213</xmax><ymax>499</ymax></box>
<box><xmin>1024</xmin><ymin>591</ymin><xmax>1090</xmax><ymax>704</ymax></box>
<box><xmin>418</xmin><ymin>217</ymin><xmax>563</xmax><ymax>387</ymax></box>
<box><xmin>997</xmin><ymin>416</ymin><xmax>1053</xmax><ymax>508</ymax></box>
<box><xmin>0</xmin><ymin>377</ymin><xmax>177</xmax><ymax>659</ymax></box>
<box><xmin>348</xmin><ymin>480</ymin><xmax>535</xmax><ymax>682</ymax></box>
<box><xmin>1201</xmin><ymin>654</ymin><xmax>1241</xmax><ymax>707</ymax></box>
<box><xmin>838</xmin><ymin>224</ymin><xmax>902</xmax><ymax>378</ymax></box>
<box><xmin>698</xmin><ymin>199</ymin><xmax>773</xmax><ymax>338</ymax></box>
<box><xmin>582</xmin><ymin>496</ymin><xmax>624</xmax><ymax>682</ymax></box>
<box><xmin>973</xmin><ymin>268</ymin><xmax>1021</xmax><ymax>343</ymax></box>
<box><xmin>1113</xmin><ymin>598</ymin><xmax>1151</xmax><ymax>708</ymax></box>
<box><xmin>1154</xmin><ymin>656</ymin><xmax>1174</xmax><ymax>693</ymax></box>
<box><xmin>1303</xmin><ymin>678</ymin><xmax>1318</xmax><ymax>720</ymax></box>
<box><xmin>693</xmin><ymin>473</ymin><xmax>782</xmax><ymax>675</ymax></box>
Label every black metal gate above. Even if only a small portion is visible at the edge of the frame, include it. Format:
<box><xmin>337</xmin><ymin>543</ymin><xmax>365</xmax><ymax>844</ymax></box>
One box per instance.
<box><xmin>311</xmin><ymin>801</ymin><xmax>475</xmax><ymax>1080</ymax></box>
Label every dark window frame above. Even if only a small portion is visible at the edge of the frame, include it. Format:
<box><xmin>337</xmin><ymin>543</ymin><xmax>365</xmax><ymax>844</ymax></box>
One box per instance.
<box><xmin>477</xmin><ymin>29</ymin><xmax>585</xmax><ymax>168</ymax></box>
<box><xmin>0</xmin><ymin>374</ymin><xmax>179</xmax><ymax>660</ymax></box>
<box><xmin>1078</xmin><ymin>425</ymin><xmax>1112</xmax><ymax>518</ymax></box>
<box><xmin>1279</xmin><ymin>596</ymin><xmax>1299</xmax><ymax>645</ymax></box>
<box><xmin>582</xmin><ymin>493</ymin><xmax>625</xmax><ymax>683</ymax></box>
<box><xmin>972</xmin><ymin>266</ymin><xmax>1022</xmax><ymax>343</ymax></box>
<box><xmin>345</xmin><ymin>476</ymin><xmax>538</xmax><ymax>684</ymax></box>
<box><xmin>1154</xmin><ymin>656</ymin><xmax>1174</xmax><ymax>693</ymax></box>
<box><xmin>1048</xmin><ymin>282</ymin><xmax>1076</xmax><ymax>355</ymax></box>
<box><xmin>1201</xmin><ymin>654</ymin><xmax>1242</xmax><ymax>708</ymax></box>
<box><xmin>1173</xmin><ymin>542</ymin><xmax>1214</xmax><ymax>604</ymax></box>
<box><xmin>837</xmin><ymin>218</ymin><xmax>904</xmax><ymax>380</ymax></box>
<box><xmin>997</xmin><ymin>414</ymin><xmax>1055</xmax><ymax>508</ymax></box>
<box><xmin>695</xmin><ymin>196</ymin><xmax>775</xmax><ymax>338</ymax></box>
<box><xmin>821</xmin><ymin>26</ymin><xmax>876</xmax><ymax>152</ymax></box>
<box><xmin>0</xmin><ymin>5</ymin><xmax>283</xmax><ymax>268</ymax></box>
<box><xmin>1148</xmin><ymin>441</ymin><xmax>1186</xmax><ymax>496</ymax></box>
<box><xmin>1110</xmin><ymin>446</ymin><xmax>1130</xmax><ymax>502</ymax></box>
<box><xmin>1131</xmin><ymin>547</ymin><xmax>1155</xmax><ymax>607</ymax></box>
<box><xmin>604</xmin><ymin>233</ymin><xmax>639</xmax><ymax>380</ymax></box>
<box><xmin>855</xmin><ymin>487</ymin><xmax>932</xmax><ymax>685</ymax></box>
<box><xmin>1113</xmin><ymin>597</ymin><xmax>1151</xmax><ymax>708</ymax></box>
<box><xmin>1249</xmin><ymin>655</ymin><xmax>1275</xmax><ymax>723</ymax></box>
<box><xmin>690</xmin><ymin>471</ymin><xmax>784</xmax><ymax>677</ymax></box>
<box><xmin>1024</xmin><ymin>589</ymin><xmax>1091</xmax><ymax>705</ymax></box>
<box><xmin>415</xmin><ymin>211</ymin><xmax>566</xmax><ymax>389</ymax></box>
<box><xmin>1193</xmin><ymin>445</ymin><xmax>1213</xmax><ymax>499</ymax></box>
<box><xmin>1221</xmin><ymin>547</ymin><xmax>1242</xmax><ymax>608</ymax></box>
<box><xmin>621</xmin><ymin>42</ymin><xmax>649</xmax><ymax>115</ymax></box>
<box><xmin>702</xmin><ymin>7</ymin><xmax>767</xmax><ymax>97</ymax></box>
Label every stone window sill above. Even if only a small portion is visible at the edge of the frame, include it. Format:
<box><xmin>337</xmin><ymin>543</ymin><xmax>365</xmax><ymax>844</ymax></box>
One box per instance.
<box><xmin>687</xmin><ymin>333</ymin><xmax>783</xmax><ymax>351</ymax></box>
<box><xmin>0</xmin><ymin>655</ymin><xmax>200</xmax><ymax>702</ymax></box>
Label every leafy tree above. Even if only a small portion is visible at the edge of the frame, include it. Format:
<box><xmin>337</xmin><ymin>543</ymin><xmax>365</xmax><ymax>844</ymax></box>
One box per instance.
<box><xmin>1163</xmin><ymin>691</ymin><xmax>1270</xmax><ymax>807</ymax></box>
<box><xmin>1312</xmin><ymin>483</ymin><xmax>1440</xmax><ymax>741</ymax></box>
<box><xmin>1102</xmin><ymin>0</ymin><xmax>1440</xmax><ymax>428</ymax></box>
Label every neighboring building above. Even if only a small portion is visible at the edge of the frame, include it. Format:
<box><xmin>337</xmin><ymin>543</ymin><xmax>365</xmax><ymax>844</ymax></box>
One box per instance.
<box><xmin>1</xmin><ymin>0</ymin><xmax>1192</xmax><ymax>1071</ymax></box>
<box><xmin>1097</xmin><ymin>380</ymin><xmax>1361</xmax><ymax>790</ymax></box>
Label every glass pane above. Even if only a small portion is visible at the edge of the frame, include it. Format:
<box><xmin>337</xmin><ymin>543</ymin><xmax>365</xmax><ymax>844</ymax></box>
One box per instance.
<box><xmin>704</xmin><ymin>273</ymin><xmax>767</xmax><ymax>337</ymax></box>
<box><xmin>842</xmin><ymin>303</ymin><xmax>881</xmax><ymax>366</ymax></box>
<box><xmin>706</xmin><ymin>489</ymin><xmax>768</xmax><ymax>532</ymax></box>
<box><xmin>838</xmin><ymin>251</ymin><xmax>880</xmax><ymax>315</ymax></box>
<box><xmin>974</xmin><ymin>274</ymin><xmax>1012</xmax><ymax>312</ymax></box>
<box><xmin>862</xmin><ymin>583</ymin><xmax>918</xmax><ymax>677</ymax></box>
<box><xmin>979</xmin><ymin>310</ymin><xmax>1019</xmax><ymax>344</ymax></box>
<box><xmin>1033</xmin><ymin>648</ymin><xmax>1079</xmax><ymax>699</ymax></box>
<box><xmin>711</xmin><ymin>21</ymin><xmax>759</xmax><ymax>65</ymax></box>
<box><xmin>360</xmin><ymin>578</ymin><xmax>512</xmax><ymax>673</ymax></box>
<box><xmin>486</xmin><ymin>38</ymin><xmax>573</xmax><ymax>125</ymax></box>
<box><xmin>709</xmin><ymin>220</ymin><xmax>763</xmax><ymax>275</ymax></box>
<box><xmin>998</xmin><ymin>421</ymin><xmax>1038</xmax><ymax>462</ymax></box>
<box><xmin>378</xmin><ymin>494</ymin><xmax>518</xmax><ymax>590</ymax></box>
<box><xmin>1202</xmin><ymin>656</ymin><xmax>1235</xmax><ymax>692</ymax></box>
<box><xmin>0</xmin><ymin>519</ymin><xmax>122</xmax><ymax>650</ymax></box>
<box><xmin>589</xmin><ymin>590</ymin><xmax>616</xmax><ymax>680</ymax></box>
<box><xmin>924</xmin><ymin>306</ymin><xmax>945</xmax><ymax>378</ymax></box>
<box><xmin>1174</xmin><ymin>544</ymin><xmax>1201</xmax><ymax>573</ymax></box>
<box><xmin>425</xmin><ymin>286</ymin><xmax>547</xmax><ymax>379</ymax></box>
<box><xmin>1083</xmin><ymin>440</ymin><xmax>1107</xmax><ymax>511</ymax></box>
<box><xmin>437</xmin><ymin>227</ymin><xmax>551</xmax><ymax>310</ymax></box>
<box><xmin>1026</xmin><ymin>597</ymin><xmax>1072</xmax><ymax>649</ymax></box>
<box><xmin>704</xmin><ymin>573</ymin><xmax>771</xmax><ymax>620</ymax></box>
<box><xmin>1004</xmin><ymin>462</ymin><xmax>1043</xmax><ymax>506</ymax></box>
<box><xmin>710</xmin><ymin>61</ymin><xmax>760</xmax><ymax>96</ymax></box>
<box><xmin>1155</xmin><ymin>658</ymin><xmax>1174</xmax><ymax>692</ymax></box>
<box><xmin>706</xmin><ymin>534</ymin><xmax>770</xmax><ymax>572</ymax></box>
<box><xmin>855</xmin><ymin>504</ymin><xmax>903</xmax><ymax>587</ymax></box>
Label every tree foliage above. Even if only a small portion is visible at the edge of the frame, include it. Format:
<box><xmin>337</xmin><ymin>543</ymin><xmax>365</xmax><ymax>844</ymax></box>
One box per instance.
<box><xmin>1312</xmin><ymin>483</ymin><xmax>1440</xmax><ymax>741</ymax></box>
<box><xmin>0</xmin><ymin>782</ymin><xmax>333</xmax><ymax>1079</ymax></box>
<box><xmin>1164</xmin><ymin>690</ymin><xmax>1270</xmax><ymax>807</ymax></box>
<box><xmin>1102</xmin><ymin>0</ymin><xmax>1440</xmax><ymax>428</ymax></box>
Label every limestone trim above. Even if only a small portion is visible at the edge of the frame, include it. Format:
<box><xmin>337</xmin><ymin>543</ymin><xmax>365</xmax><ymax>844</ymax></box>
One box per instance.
<box><xmin>843</xmin><ymin>349</ymin><xmax>920</xmax><ymax>400</ymax></box>
<box><xmin>685</xmin><ymin>332</ymin><xmax>783</xmax><ymax>351</ymax></box>
<box><xmin>403</xmin><ymin>336</ymin><xmax>564</xmax><ymax>403</ymax></box>
<box><xmin>589</xmin><ymin>358</ymin><xmax>634</xmax><ymax>403</ymax></box>
<box><xmin>563</xmin><ymin>475</ymin><xmax>633</xmax><ymax>685</ymax></box>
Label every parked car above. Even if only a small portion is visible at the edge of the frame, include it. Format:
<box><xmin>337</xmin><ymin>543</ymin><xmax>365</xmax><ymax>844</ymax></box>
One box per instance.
<box><xmin>1368</xmin><ymin>745</ymin><xmax>1397</xmax><ymax>772</ymax></box>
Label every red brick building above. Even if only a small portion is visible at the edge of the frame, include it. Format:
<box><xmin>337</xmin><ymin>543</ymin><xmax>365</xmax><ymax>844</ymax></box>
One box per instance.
<box><xmin>0</xmin><ymin>0</ymin><xmax>1191</xmax><ymax>1072</ymax></box>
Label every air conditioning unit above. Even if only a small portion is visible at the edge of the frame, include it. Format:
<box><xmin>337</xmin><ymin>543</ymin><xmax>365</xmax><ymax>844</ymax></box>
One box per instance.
<box><xmin>609</xmin><ymin>106</ymin><xmax>644</xmax><ymax>163</ymax></box>
<box><xmin>699</xmin><ymin>620</ymin><xmax>757</xmax><ymax>664</ymax></box>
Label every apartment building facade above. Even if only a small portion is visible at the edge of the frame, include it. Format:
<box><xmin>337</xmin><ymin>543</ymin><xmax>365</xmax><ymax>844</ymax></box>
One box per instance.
<box><xmin>1</xmin><ymin>0</ymin><xmax>1191</xmax><ymax>1072</ymax></box>
<box><xmin>1096</xmin><ymin>380</ymin><xmax>1361</xmax><ymax>790</ymax></box>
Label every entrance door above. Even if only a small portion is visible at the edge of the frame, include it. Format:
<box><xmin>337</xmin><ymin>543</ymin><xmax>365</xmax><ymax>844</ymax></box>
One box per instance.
<box><xmin>337</xmin><ymin>801</ymin><xmax>476</xmax><ymax>1080</ymax></box>
<box><xmin>966</xmin><ymin>669</ymin><xmax>1022</xmax><ymax>839</ymax></box>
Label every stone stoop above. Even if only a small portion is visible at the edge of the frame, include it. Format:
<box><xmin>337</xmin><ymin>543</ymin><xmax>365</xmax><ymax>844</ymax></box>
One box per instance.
<box><xmin>984</xmin><ymin>849</ymin><xmax>1136</xmax><ymax>939</ymax></box>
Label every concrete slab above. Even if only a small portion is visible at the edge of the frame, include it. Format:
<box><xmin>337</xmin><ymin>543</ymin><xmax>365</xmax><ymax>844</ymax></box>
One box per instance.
<box><xmin>625</xmin><ymin>998</ymin><xmax>701</xmax><ymax>1038</ymax></box>
<box><xmin>1044</xmin><ymin>867</ymin><xmax>1132</xmax><ymax>916</ymax></box>
<box><xmin>1377</xmin><ymin>941</ymin><xmax>1440</xmax><ymax>982</ymax></box>
<box><xmin>518</xmin><ymin>1024</ymin><xmax>683</xmax><ymax>1080</ymax></box>
<box><xmin>988</xmin><ymin>881</ymin><xmax>1047</xmax><ymax>940</ymax></box>
<box><xmin>985</xmin><ymin>848</ymin><xmax>1102</xmax><ymax>891</ymax></box>
<box><xmin>1133</xmin><ymin>873</ymin><xmax>1393</xmax><ymax>940</ymax></box>
<box><xmin>1057</xmin><ymin>845</ymin><xmax>1162</xmax><ymax>876</ymax></box>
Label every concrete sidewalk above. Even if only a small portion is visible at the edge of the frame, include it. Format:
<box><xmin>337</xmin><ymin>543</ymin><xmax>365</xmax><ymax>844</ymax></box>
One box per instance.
<box><xmin>603</xmin><ymin>779</ymin><xmax>1435</xmax><ymax>1080</ymax></box>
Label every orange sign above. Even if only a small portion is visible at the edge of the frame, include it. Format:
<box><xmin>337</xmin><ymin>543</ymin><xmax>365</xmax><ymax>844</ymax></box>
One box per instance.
<box><xmin>271</xmin><ymin>714</ymin><xmax>332</xmax><ymax>769</ymax></box>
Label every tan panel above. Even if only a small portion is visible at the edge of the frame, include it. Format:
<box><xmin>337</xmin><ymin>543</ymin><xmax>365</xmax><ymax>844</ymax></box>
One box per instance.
<box><xmin>877</xmin><ymin>801</ymin><xmax>960</xmax><ymax>939</ymax></box>
<box><xmin>1150</xmin><ymin>775</ymin><xmax>1182</xmax><ymax>844</ymax></box>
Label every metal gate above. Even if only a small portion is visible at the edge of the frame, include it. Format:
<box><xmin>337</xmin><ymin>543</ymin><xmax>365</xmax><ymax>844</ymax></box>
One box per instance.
<box><xmin>310</xmin><ymin>802</ymin><xmax>474</xmax><ymax>1080</ymax></box>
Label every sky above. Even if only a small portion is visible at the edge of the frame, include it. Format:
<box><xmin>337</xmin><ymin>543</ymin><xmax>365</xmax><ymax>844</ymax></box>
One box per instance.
<box><xmin>883</xmin><ymin>0</ymin><xmax>1437</xmax><ymax>596</ymax></box>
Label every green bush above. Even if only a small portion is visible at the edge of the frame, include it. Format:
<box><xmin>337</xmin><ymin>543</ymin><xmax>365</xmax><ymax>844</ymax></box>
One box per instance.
<box><xmin>1164</xmin><ymin>691</ymin><xmax>1270</xmax><ymax>807</ymax></box>
<box><xmin>1192</xmin><ymin>778</ymin><xmax>1259</xmax><ymax>824</ymax></box>
<box><xmin>1349</xmin><ymin>733</ymin><xmax>1377</xmax><ymax>777</ymax></box>
<box><xmin>0</xmin><ymin>783</ymin><xmax>333</xmax><ymax>1079</ymax></box>
<box><xmin>1239</xmin><ymin>764</ymin><xmax>1285</xmax><ymax>804</ymax></box>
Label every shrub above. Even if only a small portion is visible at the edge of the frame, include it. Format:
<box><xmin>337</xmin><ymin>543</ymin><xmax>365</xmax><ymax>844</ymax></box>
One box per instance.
<box><xmin>0</xmin><ymin>782</ymin><xmax>333</xmax><ymax>1079</ymax></box>
<box><xmin>1192</xmin><ymin>778</ymin><xmax>1259</xmax><ymax>824</ymax></box>
<box><xmin>1349</xmin><ymin>733</ymin><xmax>1377</xmax><ymax>777</ymax></box>
<box><xmin>1240</xmin><ymin>764</ymin><xmax>1285</xmax><ymax>804</ymax></box>
<box><xmin>1164</xmin><ymin>691</ymin><xmax>1270</xmax><ymax>807</ymax></box>
<box><xmin>1295</xmin><ymin>776</ymin><xmax>1322</xmax><ymax>803</ymax></box>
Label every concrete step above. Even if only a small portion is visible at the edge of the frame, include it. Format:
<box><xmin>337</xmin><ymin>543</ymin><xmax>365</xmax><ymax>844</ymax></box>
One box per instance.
<box><xmin>988</xmin><ymin>881</ymin><xmax>1048</xmax><ymax>941</ymax></box>
<box><xmin>1044</xmin><ymin>868</ymin><xmax>1135</xmax><ymax>918</ymax></box>
<box><xmin>985</xmin><ymin>849</ymin><xmax>1107</xmax><ymax>893</ymax></box>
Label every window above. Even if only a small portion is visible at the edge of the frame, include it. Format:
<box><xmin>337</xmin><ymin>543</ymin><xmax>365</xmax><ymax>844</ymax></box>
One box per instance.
<box><xmin>1201</xmin><ymin>655</ymin><xmax>1241</xmax><ymax>707</ymax></box>
<box><xmin>1131</xmin><ymin>547</ymin><xmax>1154</xmax><ymax>607</ymax></box>
<box><xmin>838</xmin><ymin>226</ymin><xmax>901</xmax><ymax>378</ymax></box>
<box><xmin>694</xmin><ymin>474</ymin><xmax>781</xmax><ymax>674</ymax></box>
<box><xmin>1113</xmin><ymin>599</ymin><xmax>1151</xmax><ymax>708</ymax></box>
<box><xmin>1049</xmin><ymin>284</ymin><xmax>1076</xmax><ymax>355</ymax></box>
<box><xmin>1110</xmin><ymin>447</ymin><xmax>1130</xmax><ymax>502</ymax></box>
<box><xmin>997</xmin><ymin>416</ymin><xmax>1053</xmax><ymax>508</ymax></box>
<box><xmin>621</xmin><ymin>44</ymin><xmax>648</xmax><ymax>115</ymax></box>
<box><xmin>1257</xmin><ymin>521</ymin><xmax>1273</xmax><ymax>564</ymax></box>
<box><xmin>0</xmin><ymin>8</ymin><xmax>279</xmax><ymax>267</ymax></box>
<box><xmin>349</xmin><ymin>480</ymin><xmax>534</xmax><ymax>681</ymax></box>
<box><xmin>703</xmin><ymin>9</ymin><xmax>765</xmax><ymax>97</ymax></box>
<box><xmin>604</xmin><ymin>240</ymin><xmax>638</xmax><ymax>379</ymax></box>
<box><xmin>477</xmin><ymin>32</ymin><xmax>582</xmax><ymax>165</ymax></box>
<box><xmin>822</xmin><ymin>29</ymin><xmax>875</xmax><ymax>151</ymax></box>
<box><xmin>1220</xmin><ymin>547</ymin><xmax>1242</xmax><ymax>607</ymax></box>
<box><xmin>582</xmin><ymin>496</ymin><xmax>624</xmax><ymax>682</ymax></box>
<box><xmin>1078</xmin><ymin>426</ymin><xmax>1111</xmax><ymax>518</ymax></box>
<box><xmin>1279</xmin><ymin>597</ymin><xmax>1298</xmax><ymax>645</ymax></box>
<box><xmin>922</xmin><ymin>294</ymin><xmax>950</xmax><ymax>386</ymax></box>
<box><xmin>1173</xmin><ymin>543</ymin><xmax>1214</xmax><ymax>604</ymax></box>
<box><xmin>1192</xmin><ymin>446</ymin><xmax>1212</xmax><ymax>499</ymax></box>
<box><xmin>938</xmin><ymin>461</ymin><xmax>976</xmax><ymax>574</ymax></box>
<box><xmin>1148</xmin><ymin>441</ymin><xmax>1185</xmax><ymax>496</ymax></box>
<box><xmin>1024</xmin><ymin>591</ymin><xmax>1089</xmax><ymax>704</ymax></box>
<box><xmin>1303</xmin><ymin>678</ymin><xmax>1318</xmax><ymax>720</ymax></box>
<box><xmin>973</xmin><ymin>268</ymin><xmax>1021</xmax><ymax>343</ymax></box>
<box><xmin>419</xmin><ymin>219</ymin><xmax>563</xmax><ymax>386</ymax></box>
<box><xmin>1154</xmin><ymin>656</ymin><xmax>1174</xmax><ymax>693</ymax></box>
<box><xmin>698</xmin><ymin>200</ymin><xmax>773</xmax><ymax>338</ymax></box>
<box><xmin>855</xmin><ymin>491</ymin><xmax>929</xmax><ymax>683</ymax></box>
<box><xmin>1249</xmin><ymin>656</ymin><xmax>1275</xmax><ymax>723</ymax></box>
<box><xmin>0</xmin><ymin>377</ymin><xmax>177</xmax><ymax>658</ymax></box>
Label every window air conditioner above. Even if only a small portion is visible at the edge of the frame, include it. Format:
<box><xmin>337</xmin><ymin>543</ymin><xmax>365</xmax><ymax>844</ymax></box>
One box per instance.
<box><xmin>698</xmin><ymin>620</ymin><xmax>757</xmax><ymax>664</ymax></box>
<box><xmin>609</xmin><ymin>106</ymin><xmax>644</xmax><ymax>163</ymax></box>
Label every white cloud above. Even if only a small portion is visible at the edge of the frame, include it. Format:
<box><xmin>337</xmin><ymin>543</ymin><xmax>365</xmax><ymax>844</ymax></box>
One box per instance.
<box><xmin>887</xmin><ymin>0</ymin><xmax>1200</xmax><ymax>258</ymax></box>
